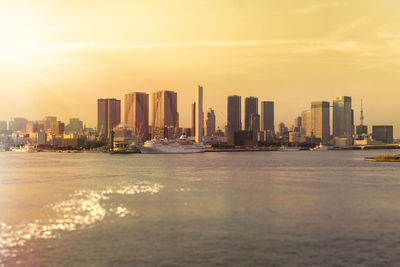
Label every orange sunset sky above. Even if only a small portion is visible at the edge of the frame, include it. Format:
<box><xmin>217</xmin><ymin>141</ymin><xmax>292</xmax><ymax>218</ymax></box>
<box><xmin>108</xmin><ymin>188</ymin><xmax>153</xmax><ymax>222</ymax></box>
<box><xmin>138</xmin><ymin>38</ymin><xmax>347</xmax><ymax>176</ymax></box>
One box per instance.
<box><xmin>1</xmin><ymin>0</ymin><xmax>400</xmax><ymax>135</ymax></box>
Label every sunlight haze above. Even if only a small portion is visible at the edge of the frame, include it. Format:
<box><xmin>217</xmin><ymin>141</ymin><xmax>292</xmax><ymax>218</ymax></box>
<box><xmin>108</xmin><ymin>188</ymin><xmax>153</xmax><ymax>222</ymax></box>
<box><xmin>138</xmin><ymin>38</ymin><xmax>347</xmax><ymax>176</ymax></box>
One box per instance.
<box><xmin>1</xmin><ymin>0</ymin><xmax>400</xmax><ymax>135</ymax></box>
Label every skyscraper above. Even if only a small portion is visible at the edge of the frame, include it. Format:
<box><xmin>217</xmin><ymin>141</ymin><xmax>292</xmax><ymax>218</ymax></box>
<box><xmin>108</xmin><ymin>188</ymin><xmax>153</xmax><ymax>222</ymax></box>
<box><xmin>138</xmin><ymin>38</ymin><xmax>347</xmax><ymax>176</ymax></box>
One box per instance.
<box><xmin>124</xmin><ymin>92</ymin><xmax>149</xmax><ymax>139</ymax></box>
<box><xmin>152</xmin><ymin>90</ymin><xmax>178</xmax><ymax>128</ymax></box>
<box><xmin>333</xmin><ymin>96</ymin><xmax>352</xmax><ymax>138</ymax></box>
<box><xmin>301</xmin><ymin>110</ymin><xmax>311</xmax><ymax>136</ymax></box>
<box><xmin>260</xmin><ymin>101</ymin><xmax>274</xmax><ymax>134</ymax></box>
<box><xmin>195</xmin><ymin>86</ymin><xmax>203</xmax><ymax>142</ymax></box>
<box><xmin>227</xmin><ymin>95</ymin><xmax>241</xmax><ymax>144</ymax></box>
<box><xmin>204</xmin><ymin>108</ymin><xmax>216</xmax><ymax>136</ymax></box>
<box><xmin>245</xmin><ymin>97</ymin><xmax>258</xmax><ymax>131</ymax></box>
<box><xmin>311</xmin><ymin>101</ymin><xmax>330</xmax><ymax>143</ymax></box>
<box><xmin>152</xmin><ymin>90</ymin><xmax>178</xmax><ymax>138</ymax></box>
<box><xmin>97</xmin><ymin>98</ymin><xmax>121</xmax><ymax>137</ymax></box>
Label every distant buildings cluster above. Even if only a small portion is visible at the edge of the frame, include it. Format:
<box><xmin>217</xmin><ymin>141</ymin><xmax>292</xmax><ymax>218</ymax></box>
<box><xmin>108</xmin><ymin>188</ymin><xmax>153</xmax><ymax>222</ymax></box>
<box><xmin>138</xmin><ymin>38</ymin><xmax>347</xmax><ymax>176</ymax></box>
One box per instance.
<box><xmin>0</xmin><ymin>88</ymin><xmax>396</xmax><ymax>150</ymax></box>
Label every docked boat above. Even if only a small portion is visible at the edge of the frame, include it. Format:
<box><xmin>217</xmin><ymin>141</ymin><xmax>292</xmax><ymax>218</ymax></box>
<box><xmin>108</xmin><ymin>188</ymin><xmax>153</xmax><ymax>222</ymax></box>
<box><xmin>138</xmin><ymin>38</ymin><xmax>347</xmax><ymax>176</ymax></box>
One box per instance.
<box><xmin>310</xmin><ymin>143</ymin><xmax>329</xmax><ymax>151</ymax></box>
<box><xmin>11</xmin><ymin>144</ymin><xmax>39</xmax><ymax>152</ymax></box>
<box><xmin>139</xmin><ymin>135</ymin><xmax>205</xmax><ymax>154</ymax></box>
<box><xmin>112</xmin><ymin>141</ymin><xmax>141</xmax><ymax>154</ymax></box>
<box><xmin>364</xmin><ymin>155</ymin><xmax>400</xmax><ymax>162</ymax></box>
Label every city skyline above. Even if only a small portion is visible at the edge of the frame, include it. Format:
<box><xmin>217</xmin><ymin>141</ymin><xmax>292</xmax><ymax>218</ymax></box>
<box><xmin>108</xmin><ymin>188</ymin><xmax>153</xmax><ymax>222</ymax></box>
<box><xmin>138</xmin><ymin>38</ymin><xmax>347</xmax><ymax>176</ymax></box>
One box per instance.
<box><xmin>2</xmin><ymin>0</ymin><xmax>400</xmax><ymax>135</ymax></box>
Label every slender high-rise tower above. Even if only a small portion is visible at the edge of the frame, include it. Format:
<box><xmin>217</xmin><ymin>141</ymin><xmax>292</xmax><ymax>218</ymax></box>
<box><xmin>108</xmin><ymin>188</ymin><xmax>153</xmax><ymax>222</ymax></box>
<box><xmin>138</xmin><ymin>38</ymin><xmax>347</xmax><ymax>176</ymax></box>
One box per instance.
<box><xmin>195</xmin><ymin>85</ymin><xmax>203</xmax><ymax>142</ymax></box>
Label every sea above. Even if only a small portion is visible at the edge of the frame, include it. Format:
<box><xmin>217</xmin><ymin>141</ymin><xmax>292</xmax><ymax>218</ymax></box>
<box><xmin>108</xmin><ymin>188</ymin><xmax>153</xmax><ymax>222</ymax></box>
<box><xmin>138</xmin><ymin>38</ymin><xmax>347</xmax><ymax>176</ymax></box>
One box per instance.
<box><xmin>1</xmin><ymin>150</ymin><xmax>400</xmax><ymax>266</ymax></box>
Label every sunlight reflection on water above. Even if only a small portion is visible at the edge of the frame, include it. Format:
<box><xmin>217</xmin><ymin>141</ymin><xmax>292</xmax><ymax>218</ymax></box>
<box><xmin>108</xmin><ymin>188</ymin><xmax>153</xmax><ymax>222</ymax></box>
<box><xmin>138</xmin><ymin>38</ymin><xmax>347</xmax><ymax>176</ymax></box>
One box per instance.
<box><xmin>0</xmin><ymin>182</ymin><xmax>163</xmax><ymax>261</ymax></box>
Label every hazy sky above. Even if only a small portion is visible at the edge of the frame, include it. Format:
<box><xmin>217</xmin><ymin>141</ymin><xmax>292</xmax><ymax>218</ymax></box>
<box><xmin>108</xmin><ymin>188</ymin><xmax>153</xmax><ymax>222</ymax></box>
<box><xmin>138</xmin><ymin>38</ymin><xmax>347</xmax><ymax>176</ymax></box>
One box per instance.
<box><xmin>1</xmin><ymin>0</ymin><xmax>400</xmax><ymax>135</ymax></box>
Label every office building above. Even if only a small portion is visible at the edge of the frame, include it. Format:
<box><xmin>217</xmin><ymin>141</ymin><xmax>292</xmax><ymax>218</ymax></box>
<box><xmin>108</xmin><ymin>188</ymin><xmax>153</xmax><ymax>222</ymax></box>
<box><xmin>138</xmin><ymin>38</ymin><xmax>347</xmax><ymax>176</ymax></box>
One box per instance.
<box><xmin>372</xmin><ymin>126</ymin><xmax>393</xmax><ymax>143</ymax></box>
<box><xmin>97</xmin><ymin>98</ymin><xmax>121</xmax><ymax>137</ymax></box>
<box><xmin>124</xmin><ymin>92</ymin><xmax>149</xmax><ymax>139</ymax></box>
<box><xmin>260</xmin><ymin>101</ymin><xmax>274</xmax><ymax>134</ymax></box>
<box><xmin>152</xmin><ymin>90</ymin><xmax>178</xmax><ymax>139</ymax></box>
<box><xmin>227</xmin><ymin>95</ymin><xmax>241</xmax><ymax>144</ymax></box>
<box><xmin>311</xmin><ymin>101</ymin><xmax>330</xmax><ymax>143</ymax></box>
<box><xmin>333</xmin><ymin>96</ymin><xmax>353</xmax><ymax>138</ymax></box>
<box><xmin>301</xmin><ymin>110</ymin><xmax>311</xmax><ymax>136</ymax></box>
<box><xmin>205</xmin><ymin>108</ymin><xmax>216</xmax><ymax>137</ymax></box>
<box><xmin>195</xmin><ymin>86</ymin><xmax>203</xmax><ymax>142</ymax></box>
<box><xmin>245</xmin><ymin>97</ymin><xmax>258</xmax><ymax>131</ymax></box>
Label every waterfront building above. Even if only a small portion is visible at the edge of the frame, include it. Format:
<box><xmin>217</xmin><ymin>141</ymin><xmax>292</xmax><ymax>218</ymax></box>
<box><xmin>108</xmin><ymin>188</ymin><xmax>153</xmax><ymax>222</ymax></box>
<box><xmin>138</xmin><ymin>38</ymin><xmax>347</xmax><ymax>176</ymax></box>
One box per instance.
<box><xmin>97</xmin><ymin>98</ymin><xmax>121</xmax><ymax>137</ymax></box>
<box><xmin>191</xmin><ymin>102</ymin><xmax>196</xmax><ymax>137</ymax></box>
<box><xmin>196</xmin><ymin>86</ymin><xmax>203</xmax><ymax>142</ymax></box>
<box><xmin>245</xmin><ymin>97</ymin><xmax>258</xmax><ymax>131</ymax></box>
<box><xmin>152</xmin><ymin>90</ymin><xmax>178</xmax><ymax>139</ymax></box>
<box><xmin>205</xmin><ymin>108</ymin><xmax>216</xmax><ymax>137</ymax></box>
<box><xmin>372</xmin><ymin>126</ymin><xmax>393</xmax><ymax>143</ymax></box>
<box><xmin>124</xmin><ymin>92</ymin><xmax>149</xmax><ymax>139</ymax></box>
<box><xmin>301</xmin><ymin>110</ymin><xmax>311</xmax><ymax>136</ymax></box>
<box><xmin>227</xmin><ymin>95</ymin><xmax>241</xmax><ymax>144</ymax></box>
<box><xmin>333</xmin><ymin>96</ymin><xmax>353</xmax><ymax>138</ymax></box>
<box><xmin>260</xmin><ymin>101</ymin><xmax>274</xmax><ymax>134</ymax></box>
<box><xmin>311</xmin><ymin>101</ymin><xmax>330</xmax><ymax>143</ymax></box>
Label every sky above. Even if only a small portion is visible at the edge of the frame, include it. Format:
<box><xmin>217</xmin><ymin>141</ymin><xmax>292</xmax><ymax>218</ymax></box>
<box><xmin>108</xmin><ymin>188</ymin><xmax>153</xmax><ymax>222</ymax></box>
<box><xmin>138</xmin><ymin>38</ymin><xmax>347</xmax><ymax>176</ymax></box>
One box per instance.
<box><xmin>1</xmin><ymin>0</ymin><xmax>400</xmax><ymax>135</ymax></box>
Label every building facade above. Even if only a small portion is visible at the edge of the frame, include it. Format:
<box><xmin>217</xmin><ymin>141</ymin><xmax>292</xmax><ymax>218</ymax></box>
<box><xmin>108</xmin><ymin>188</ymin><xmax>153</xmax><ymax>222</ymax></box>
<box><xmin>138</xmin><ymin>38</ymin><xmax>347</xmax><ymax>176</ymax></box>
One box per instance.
<box><xmin>311</xmin><ymin>101</ymin><xmax>330</xmax><ymax>143</ymax></box>
<box><xmin>244</xmin><ymin>97</ymin><xmax>258</xmax><ymax>131</ymax></box>
<box><xmin>260</xmin><ymin>101</ymin><xmax>274</xmax><ymax>134</ymax></box>
<box><xmin>151</xmin><ymin>90</ymin><xmax>179</xmax><ymax>139</ymax></box>
<box><xmin>124</xmin><ymin>92</ymin><xmax>149</xmax><ymax>139</ymax></box>
<box><xmin>372</xmin><ymin>126</ymin><xmax>393</xmax><ymax>143</ymax></box>
<box><xmin>97</xmin><ymin>98</ymin><xmax>121</xmax><ymax>137</ymax></box>
<box><xmin>333</xmin><ymin>96</ymin><xmax>353</xmax><ymax>138</ymax></box>
<box><xmin>205</xmin><ymin>108</ymin><xmax>216</xmax><ymax>136</ymax></box>
<box><xmin>227</xmin><ymin>95</ymin><xmax>241</xmax><ymax>144</ymax></box>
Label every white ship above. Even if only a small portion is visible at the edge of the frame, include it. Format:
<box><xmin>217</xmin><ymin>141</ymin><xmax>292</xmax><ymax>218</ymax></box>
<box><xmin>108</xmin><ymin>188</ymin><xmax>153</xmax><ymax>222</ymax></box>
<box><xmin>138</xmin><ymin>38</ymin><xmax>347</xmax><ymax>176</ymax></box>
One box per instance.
<box><xmin>11</xmin><ymin>144</ymin><xmax>39</xmax><ymax>152</ymax></box>
<box><xmin>139</xmin><ymin>135</ymin><xmax>205</xmax><ymax>154</ymax></box>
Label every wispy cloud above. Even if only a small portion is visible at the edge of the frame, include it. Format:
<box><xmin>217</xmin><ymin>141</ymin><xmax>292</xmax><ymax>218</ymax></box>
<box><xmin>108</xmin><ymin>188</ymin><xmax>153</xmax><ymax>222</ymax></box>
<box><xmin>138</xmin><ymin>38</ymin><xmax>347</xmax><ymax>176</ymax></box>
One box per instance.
<box><xmin>1</xmin><ymin>39</ymin><xmax>378</xmax><ymax>62</ymax></box>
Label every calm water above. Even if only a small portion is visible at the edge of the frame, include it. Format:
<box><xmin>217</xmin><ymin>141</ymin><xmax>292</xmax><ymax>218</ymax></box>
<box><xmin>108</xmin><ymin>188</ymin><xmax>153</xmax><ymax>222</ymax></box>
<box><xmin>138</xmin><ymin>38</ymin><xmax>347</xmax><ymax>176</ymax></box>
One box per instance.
<box><xmin>1</xmin><ymin>150</ymin><xmax>400</xmax><ymax>266</ymax></box>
